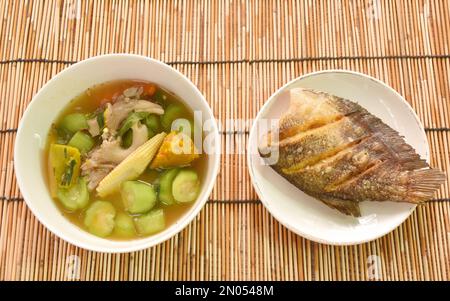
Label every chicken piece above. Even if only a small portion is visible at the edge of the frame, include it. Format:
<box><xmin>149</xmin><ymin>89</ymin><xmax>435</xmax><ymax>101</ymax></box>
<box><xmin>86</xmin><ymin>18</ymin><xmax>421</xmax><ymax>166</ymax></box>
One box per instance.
<box><xmin>82</xmin><ymin>86</ymin><xmax>166</xmax><ymax>191</ymax></box>
<box><xmin>123</xmin><ymin>86</ymin><xmax>144</xmax><ymax>98</ymax></box>
<box><xmin>82</xmin><ymin>123</ymin><xmax>149</xmax><ymax>190</ymax></box>
<box><xmin>82</xmin><ymin>165</ymin><xmax>115</xmax><ymax>191</ymax></box>
<box><xmin>104</xmin><ymin>99</ymin><xmax>164</xmax><ymax>134</ymax></box>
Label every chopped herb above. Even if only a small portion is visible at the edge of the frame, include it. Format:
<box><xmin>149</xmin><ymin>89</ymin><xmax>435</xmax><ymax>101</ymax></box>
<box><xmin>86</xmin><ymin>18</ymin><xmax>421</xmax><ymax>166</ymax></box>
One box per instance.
<box><xmin>61</xmin><ymin>158</ymin><xmax>76</xmax><ymax>187</ymax></box>
<box><xmin>96</xmin><ymin>111</ymin><xmax>105</xmax><ymax>129</ymax></box>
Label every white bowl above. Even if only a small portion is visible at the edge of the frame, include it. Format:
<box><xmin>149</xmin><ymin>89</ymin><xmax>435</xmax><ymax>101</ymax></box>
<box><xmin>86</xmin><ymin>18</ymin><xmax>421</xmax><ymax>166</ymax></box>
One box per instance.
<box><xmin>14</xmin><ymin>54</ymin><xmax>220</xmax><ymax>253</ymax></box>
<box><xmin>248</xmin><ymin>70</ymin><xmax>429</xmax><ymax>245</ymax></box>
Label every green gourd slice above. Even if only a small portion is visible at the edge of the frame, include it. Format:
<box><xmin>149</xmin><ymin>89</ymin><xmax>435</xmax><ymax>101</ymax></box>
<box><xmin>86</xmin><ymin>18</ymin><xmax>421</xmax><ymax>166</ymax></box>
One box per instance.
<box><xmin>160</xmin><ymin>104</ymin><xmax>185</xmax><ymax>131</ymax></box>
<box><xmin>59</xmin><ymin>113</ymin><xmax>88</xmax><ymax>134</ymax></box>
<box><xmin>134</xmin><ymin>209</ymin><xmax>165</xmax><ymax>235</ymax></box>
<box><xmin>56</xmin><ymin>177</ymin><xmax>89</xmax><ymax>211</ymax></box>
<box><xmin>172</xmin><ymin>169</ymin><xmax>200</xmax><ymax>203</ymax></box>
<box><xmin>68</xmin><ymin>131</ymin><xmax>95</xmax><ymax>154</ymax></box>
<box><xmin>158</xmin><ymin>168</ymin><xmax>180</xmax><ymax>205</ymax></box>
<box><xmin>145</xmin><ymin>114</ymin><xmax>161</xmax><ymax>133</ymax></box>
<box><xmin>84</xmin><ymin>201</ymin><xmax>116</xmax><ymax>237</ymax></box>
<box><xmin>114</xmin><ymin>212</ymin><xmax>136</xmax><ymax>237</ymax></box>
<box><xmin>121</xmin><ymin>181</ymin><xmax>157</xmax><ymax>214</ymax></box>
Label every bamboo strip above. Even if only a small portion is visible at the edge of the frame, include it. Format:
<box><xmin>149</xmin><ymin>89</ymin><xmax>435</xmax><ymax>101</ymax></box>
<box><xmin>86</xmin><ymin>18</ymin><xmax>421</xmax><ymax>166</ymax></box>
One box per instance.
<box><xmin>0</xmin><ymin>0</ymin><xmax>449</xmax><ymax>281</ymax></box>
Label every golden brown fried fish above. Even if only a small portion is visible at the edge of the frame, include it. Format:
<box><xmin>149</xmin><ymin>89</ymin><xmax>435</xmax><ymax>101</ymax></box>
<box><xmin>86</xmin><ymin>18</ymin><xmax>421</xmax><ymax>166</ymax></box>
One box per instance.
<box><xmin>259</xmin><ymin>88</ymin><xmax>446</xmax><ymax>217</ymax></box>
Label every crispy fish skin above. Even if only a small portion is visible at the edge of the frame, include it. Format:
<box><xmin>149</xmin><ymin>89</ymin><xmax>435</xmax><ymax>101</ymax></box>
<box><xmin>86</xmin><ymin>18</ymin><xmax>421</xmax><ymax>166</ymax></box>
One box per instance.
<box><xmin>259</xmin><ymin>88</ymin><xmax>446</xmax><ymax>217</ymax></box>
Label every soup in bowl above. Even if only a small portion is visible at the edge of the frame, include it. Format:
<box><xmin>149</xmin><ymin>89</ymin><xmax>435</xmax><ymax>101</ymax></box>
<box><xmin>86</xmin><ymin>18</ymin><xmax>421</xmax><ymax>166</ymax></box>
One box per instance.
<box><xmin>14</xmin><ymin>54</ymin><xmax>220</xmax><ymax>252</ymax></box>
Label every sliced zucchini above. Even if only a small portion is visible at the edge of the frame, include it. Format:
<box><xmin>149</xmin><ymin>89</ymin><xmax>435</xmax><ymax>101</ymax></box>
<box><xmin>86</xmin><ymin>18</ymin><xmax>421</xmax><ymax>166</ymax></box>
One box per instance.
<box><xmin>114</xmin><ymin>212</ymin><xmax>136</xmax><ymax>237</ymax></box>
<box><xmin>160</xmin><ymin>104</ymin><xmax>185</xmax><ymax>131</ymax></box>
<box><xmin>121</xmin><ymin>181</ymin><xmax>157</xmax><ymax>214</ymax></box>
<box><xmin>84</xmin><ymin>201</ymin><xmax>116</xmax><ymax>237</ymax></box>
<box><xmin>134</xmin><ymin>209</ymin><xmax>165</xmax><ymax>235</ymax></box>
<box><xmin>158</xmin><ymin>168</ymin><xmax>179</xmax><ymax>205</ymax></box>
<box><xmin>172</xmin><ymin>169</ymin><xmax>200</xmax><ymax>203</ymax></box>
<box><xmin>144</xmin><ymin>114</ymin><xmax>161</xmax><ymax>134</ymax></box>
<box><xmin>56</xmin><ymin>177</ymin><xmax>89</xmax><ymax>211</ymax></box>
<box><xmin>68</xmin><ymin>131</ymin><xmax>95</xmax><ymax>154</ymax></box>
<box><xmin>59</xmin><ymin>113</ymin><xmax>88</xmax><ymax>134</ymax></box>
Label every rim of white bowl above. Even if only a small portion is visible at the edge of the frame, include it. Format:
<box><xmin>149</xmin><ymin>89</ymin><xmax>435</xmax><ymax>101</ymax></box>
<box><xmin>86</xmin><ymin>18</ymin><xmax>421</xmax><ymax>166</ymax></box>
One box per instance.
<box><xmin>247</xmin><ymin>69</ymin><xmax>428</xmax><ymax>246</ymax></box>
<box><xmin>14</xmin><ymin>53</ymin><xmax>221</xmax><ymax>253</ymax></box>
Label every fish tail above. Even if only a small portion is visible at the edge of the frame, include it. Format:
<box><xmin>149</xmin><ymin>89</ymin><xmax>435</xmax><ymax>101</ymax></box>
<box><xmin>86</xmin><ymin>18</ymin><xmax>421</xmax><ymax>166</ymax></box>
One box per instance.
<box><xmin>406</xmin><ymin>169</ymin><xmax>446</xmax><ymax>203</ymax></box>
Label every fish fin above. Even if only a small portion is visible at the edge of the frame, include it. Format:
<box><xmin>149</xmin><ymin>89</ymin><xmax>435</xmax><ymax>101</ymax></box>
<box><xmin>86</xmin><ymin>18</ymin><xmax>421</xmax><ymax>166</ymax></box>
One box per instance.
<box><xmin>318</xmin><ymin>196</ymin><xmax>361</xmax><ymax>217</ymax></box>
<box><xmin>330</xmin><ymin>160</ymin><xmax>445</xmax><ymax>204</ymax></box>
<box><xmin>357</xmin><ymin>114</ymin><xmax>428</xmax><ymax>169</ymax></box>
<box><xmin>404</xmin><ymin>168</ymin><xmax>446</xmax><ymax>202</ymax></box>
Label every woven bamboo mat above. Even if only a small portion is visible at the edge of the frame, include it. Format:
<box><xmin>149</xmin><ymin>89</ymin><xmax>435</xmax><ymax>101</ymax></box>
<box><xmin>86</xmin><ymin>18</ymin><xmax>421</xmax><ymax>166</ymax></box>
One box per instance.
<box><xmin>0</xmin><ymin>0</ymin><xmax>449</xmax><ymax>281</ymax></box>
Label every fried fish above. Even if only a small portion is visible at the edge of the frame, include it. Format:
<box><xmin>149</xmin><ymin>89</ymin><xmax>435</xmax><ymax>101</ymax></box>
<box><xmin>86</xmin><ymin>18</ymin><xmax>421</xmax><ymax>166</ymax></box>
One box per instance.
<box><xmin>259</xmin><ymin>88</ymin><xmax>446</xmax><ymax>217</ymax></box>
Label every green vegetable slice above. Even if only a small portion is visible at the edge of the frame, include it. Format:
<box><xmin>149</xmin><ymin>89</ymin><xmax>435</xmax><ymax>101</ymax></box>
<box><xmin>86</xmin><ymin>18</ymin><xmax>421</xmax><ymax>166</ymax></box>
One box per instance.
<box><xmin>172</xmin><ymin>169</ymin><xmax>200</xmax><ymax>203</ymax></box>
<box><xmin>68</xmin><ymin>131</ymin><xmax>95</xmax><ymax>154</ymax></box>
<box><xmin>114</xmin><ymin>212</ymin><xmax>136</xmax><ymax>237</ymax></box>
<box><xmin>134</xmin><ymin>209</ymin><xmax>165</xmax><ymax>235</ymax></box>
<box><xmin>59</xmin><ymin>113</ymin><xmax>88</xmax><ymax>134</ymax></box>
<box><xmin>158</xmin><ymin>168</ymin><xmax>180</xmax><ymax>205</ymax></box>
<box><xmin>144</xmin><ymin>114</ymin><xmax>161</xmax><ymax>134</ymax></box>
<box><xmin>160</xmin><ymin>104</ymin><xmax>186</xmax><ymax>131</ymax></box>
<box><xmin>56</xmin><ymin>177</ymin><xmax>89</xmax><ymax>211</ymax></box>
<box><xmin>121</xmin><ymin>181</ymin><xmax>157</xmax><ymax>214</ymax></box>
<box><xmin>84</xmin><ymin>201</ymin><xmax>116</xmax><ymax>237</ymax></box>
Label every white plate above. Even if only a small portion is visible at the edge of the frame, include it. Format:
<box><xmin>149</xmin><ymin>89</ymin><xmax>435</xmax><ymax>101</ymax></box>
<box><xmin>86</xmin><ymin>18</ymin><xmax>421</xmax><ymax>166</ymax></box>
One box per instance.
<box><xmin>247</xmin><ymin>70</ymin><xmax>429</xmax><ymax>245</ymax></box>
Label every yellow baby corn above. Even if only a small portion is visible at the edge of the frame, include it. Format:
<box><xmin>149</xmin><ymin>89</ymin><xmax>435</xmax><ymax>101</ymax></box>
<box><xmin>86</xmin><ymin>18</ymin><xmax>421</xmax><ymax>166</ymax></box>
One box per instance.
<box><xmin>96</xmin><ymin>132</ymin><xmax>166</xmax><ymax>197</ymax></box>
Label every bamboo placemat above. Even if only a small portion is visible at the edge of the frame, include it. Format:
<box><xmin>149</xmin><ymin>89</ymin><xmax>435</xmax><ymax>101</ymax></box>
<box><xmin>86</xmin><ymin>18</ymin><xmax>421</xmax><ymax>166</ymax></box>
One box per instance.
<box><xmin>0</xmin><ymin>0</ymin><xmax>449</xmax><ymax>281</ymax></box>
